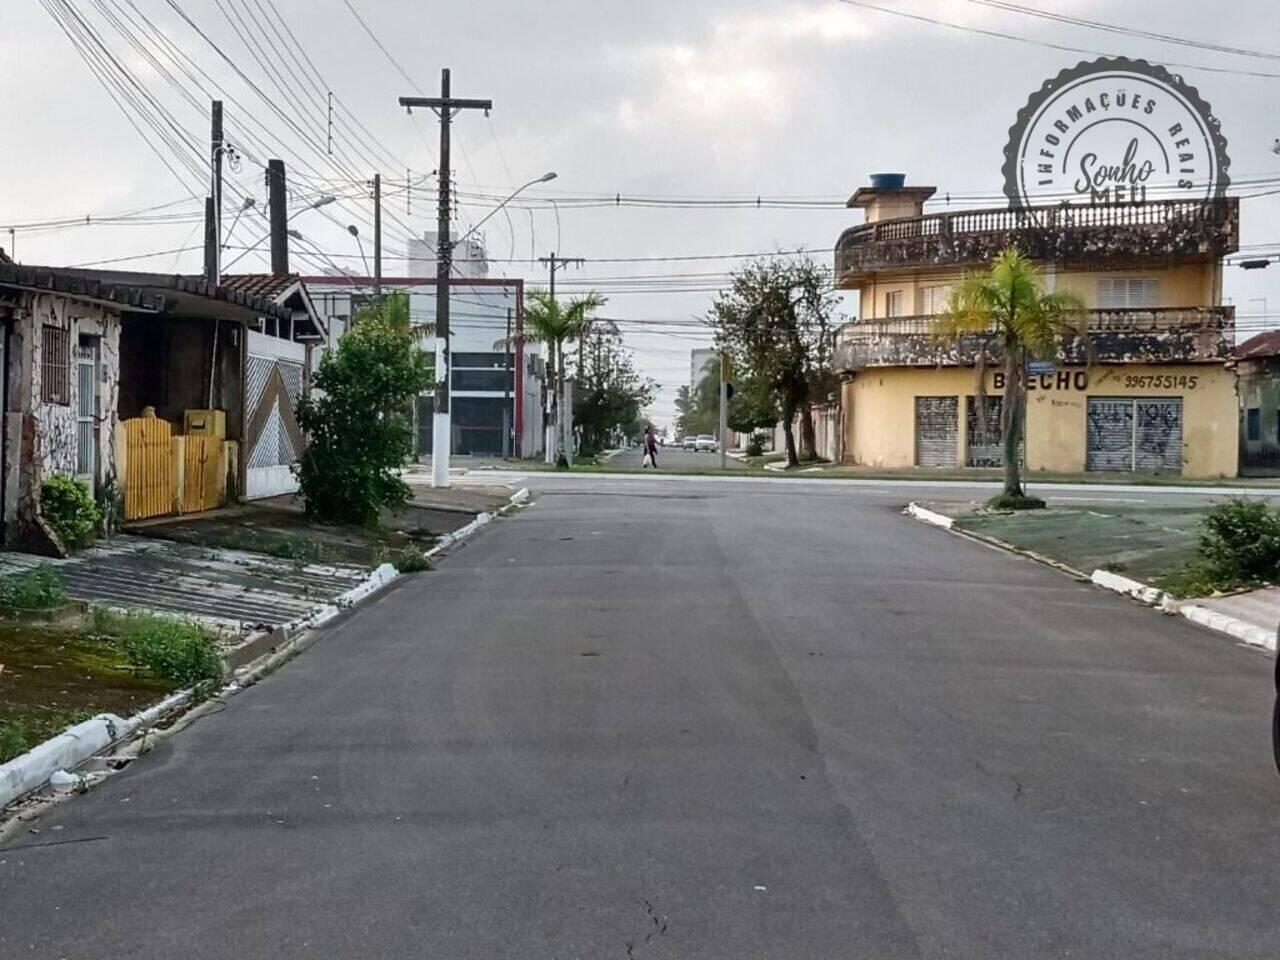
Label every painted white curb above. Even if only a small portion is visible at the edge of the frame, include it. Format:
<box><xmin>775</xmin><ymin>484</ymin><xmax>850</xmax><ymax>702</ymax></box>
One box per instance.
<box><xmin>1170</xmin><ymin>603</ymin><xmax>1277</xmax><ymax>652</ymax></box>
<box><xmin>1090</xmin><ymin>569</ymin><xmax>1166</xmax><ymax>605</ymax></box>
<box><xmin>509</xmin><ymin>487</ymin><xmax>530</xmax><ymax>505</ymax></box>
<box><xmin>905</xmin><ymin>502</ymin><xmax>955</xmax><ymax>530</ymax></box>
<box><xmin>0</xmin><ymin>685</ymin><xmax>194</xmax><ymax>810</ymax></box>
<box><xmin>301</xmin><ymin>562</ymin><xmax>399</xmax><ymax>630</ymax></box>
<box><xmin>425</xmin><ymin>511</ymin><xmax>492</xmax><ymax>559</ymax></box>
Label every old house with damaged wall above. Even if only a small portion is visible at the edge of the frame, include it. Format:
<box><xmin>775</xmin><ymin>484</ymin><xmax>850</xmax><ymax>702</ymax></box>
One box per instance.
<box><xmin>0</xmin><ymin>254</ymin><xmax>295</xmax><ymax>553</ymax></box>
<box><xmin>831</xmin><ymin>176</ymin><xmax>1240</xmax><ymax>477</ymax></box>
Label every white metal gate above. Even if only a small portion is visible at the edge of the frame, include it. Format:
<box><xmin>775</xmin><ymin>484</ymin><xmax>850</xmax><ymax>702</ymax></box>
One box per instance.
<box><xmin>76</xmin><ymin>338</ymin><xmax>98</xmax><ymax>484</ymax></box>
<box><xmin>915</xmin><ymin>396</ymin><xmax>958</xmax><ymax>468</ymax></box>
<box><xmin>1086</xmin><ymin>397</ymin><xmax>1182</xmax><ymax>473</ymax></box>
<box><xmin>245</xmin><ymin>330</ymin><xmax>306</xmax><ymax>499</ymax></box>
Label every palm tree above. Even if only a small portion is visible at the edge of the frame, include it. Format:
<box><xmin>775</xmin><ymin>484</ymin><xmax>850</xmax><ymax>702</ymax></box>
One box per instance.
<box><xmin>934</xmin><ymin>248</ymin><xmax>1086</xmax><ymax>504</ymax></box>
<box><xmin>523</xmin><ymin>289</ymin><xmax>606</xmax><ymax>466</ymax></box>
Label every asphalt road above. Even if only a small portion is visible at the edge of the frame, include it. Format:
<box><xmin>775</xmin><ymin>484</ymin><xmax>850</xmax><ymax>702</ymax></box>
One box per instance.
<box><xmin>604</xmin><ymin>444</ymin><xmax>745</xmax><ymax>471</ymax></box>
<box><xmin>2</xmin><ymin>475</ymin><xmax>1277</xmax><ymax>958</ymax></box>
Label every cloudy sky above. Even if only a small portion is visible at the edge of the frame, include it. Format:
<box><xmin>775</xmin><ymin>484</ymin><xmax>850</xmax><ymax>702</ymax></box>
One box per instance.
<box><xmin>5</xmin><ymin>0</ymin><xmax>1280</xmax><ymax>426</ymax></box>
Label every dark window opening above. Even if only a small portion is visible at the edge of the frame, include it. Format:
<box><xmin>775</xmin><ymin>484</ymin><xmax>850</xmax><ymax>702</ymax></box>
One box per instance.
<box><xmin>1247</xmin><ymin>407</ymin><xmax>1261</xmax><ymax>442</ymax></box>
<box><xmin>41</xmin><ymin>325</ymin><xmax>70</xmax><ymax>405</ymax></box>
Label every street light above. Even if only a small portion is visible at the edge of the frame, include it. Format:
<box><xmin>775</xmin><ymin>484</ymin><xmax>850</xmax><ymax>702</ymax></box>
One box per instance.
<box><xmin>347</xmin><ymin>224</ymin><xmax>372</xmax><ymax>279</ymax></box>
<box><xmin>223</xmin><ymin>196</ymin><xmax>338</xmax><ymax>272</ymax></box>
<box><xmin>431</xmin><ymin>170</ymin><xmax>556</xmax><ymax>488</ymax></box>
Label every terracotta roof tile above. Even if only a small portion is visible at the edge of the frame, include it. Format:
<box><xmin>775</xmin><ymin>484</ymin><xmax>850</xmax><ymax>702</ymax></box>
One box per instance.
<box><xmin>1234</xmin><ymin>330</ymin><xmax>1280</xmax><ymax>360</ymax></box>
<box><xmin>219</xmin><ymin>273</ymin><xmax>299</xmax><ymax>301</ymax></box>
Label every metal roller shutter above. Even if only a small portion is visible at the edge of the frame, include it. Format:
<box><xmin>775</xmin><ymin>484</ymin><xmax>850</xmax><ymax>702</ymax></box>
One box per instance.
<box><xmin>915</xmin><ymin>396</ymin><xmax>959</xmax><ymax>467</ymax></box>
<box><xmin>965</xmin><ymin>395</ymin><xmax>1003</xmax><ymax>467</ymax></box>
<box><xmin>1086</xmin><ymin>397</ymin><xmax>1183</xmax><ymax>473</ymax></box>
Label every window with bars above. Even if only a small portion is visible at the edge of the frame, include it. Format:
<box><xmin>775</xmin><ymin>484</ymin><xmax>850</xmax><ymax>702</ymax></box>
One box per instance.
<box><xmin>1096</xmin><ymin>277</ymin><xmax>1160</xmax><ymax>309</ymax></box>
<box><xmin>41</xmin><ymin>325</ymin><xmax>70</xmax><ymax>405</ymax></box>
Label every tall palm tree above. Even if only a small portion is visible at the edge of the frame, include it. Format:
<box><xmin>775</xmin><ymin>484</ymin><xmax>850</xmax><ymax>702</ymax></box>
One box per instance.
<box><xmin>523</xmin><ymin>289</ymin><xmax>606</xmax><ymax>466</ymax></box>
<box><xmin>934</xmin><ymin>247</ymin><xmax>1086</xmax><ymax>503</ymax></box>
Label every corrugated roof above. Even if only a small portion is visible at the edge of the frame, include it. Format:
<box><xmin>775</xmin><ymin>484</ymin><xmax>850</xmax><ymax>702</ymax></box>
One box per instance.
<box><xmin>1234</xmin><ymin>330</ymin><xmax>1280</xmax><ymax>360</ymax></box>
<box><xmin>220</xmin><ymin>273</ymin><xmax>299</xmax><ymax>302</ymax></box>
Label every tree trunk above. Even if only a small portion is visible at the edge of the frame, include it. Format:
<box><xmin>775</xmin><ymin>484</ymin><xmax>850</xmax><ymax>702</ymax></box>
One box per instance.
<box><xmin>1001</xmin><ymin>345</ymin><xmax>1025</xmax><ymax>497</ymax></box>
<box><xmin>800</xmin><ymin>399</ymin><xmax>817</xmax><ymax>461</ymax></box>
<box><xmin>781</xmin><ymin>396</ymin><xmax>799</xmax><ymax>467</ymax></box>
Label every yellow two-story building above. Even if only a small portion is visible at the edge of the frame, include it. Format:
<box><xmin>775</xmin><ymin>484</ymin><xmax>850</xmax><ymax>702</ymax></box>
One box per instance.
<box><xmin>833</xmin><ymin>176</ymin><xmax>1240</xmax><ymax>478</ymax></box>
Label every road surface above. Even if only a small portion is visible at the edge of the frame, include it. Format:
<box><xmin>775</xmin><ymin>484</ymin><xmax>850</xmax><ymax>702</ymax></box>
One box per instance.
<box><xmin>2</xmin><ymin>474</ymin><xmax>1276</xmax><ymax>958</ymax></box>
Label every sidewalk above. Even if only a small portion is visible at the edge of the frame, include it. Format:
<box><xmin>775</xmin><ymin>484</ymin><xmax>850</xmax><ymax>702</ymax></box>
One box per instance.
<box><xmin>907</xmin><ymin>499</ymin><xmax>1279</xmax><ymax>653</ymax></box>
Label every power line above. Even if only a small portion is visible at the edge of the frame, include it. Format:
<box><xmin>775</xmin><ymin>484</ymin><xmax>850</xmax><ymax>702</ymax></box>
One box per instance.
<box><xmin>836</xmin><ymin>0</ymin><xmax>1280</xmax><ymax>81</ymax></box>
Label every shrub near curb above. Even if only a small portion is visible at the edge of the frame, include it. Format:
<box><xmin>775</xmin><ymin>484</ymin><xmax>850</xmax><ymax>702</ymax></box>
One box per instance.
<box><xmin>93</xmin><ymin>609</ymin><xmax>224</xmax><ymax>692</ymax></box>
<box><xmin>40</xmin><ymin>474</ymin><xmax>101</xmax><ymax>550</ymax></box>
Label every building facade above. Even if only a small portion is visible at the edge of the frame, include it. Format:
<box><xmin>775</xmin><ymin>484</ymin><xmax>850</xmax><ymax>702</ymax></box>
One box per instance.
<box><xmin>833</xmin><ymin>179</ymin><xmax>1239</xmax><ymax>478</ymax></box>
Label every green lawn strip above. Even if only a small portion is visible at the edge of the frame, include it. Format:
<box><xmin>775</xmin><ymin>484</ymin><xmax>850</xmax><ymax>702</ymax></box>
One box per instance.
<box><xmin>0</xmin><ymin>620</ymin><xmax>176</xmax><ymax>763</ymax></box>
<box><xmin>954</xmin><ymin>505</ymin><xmax>1209</xmax><ymax>582</ymax></box>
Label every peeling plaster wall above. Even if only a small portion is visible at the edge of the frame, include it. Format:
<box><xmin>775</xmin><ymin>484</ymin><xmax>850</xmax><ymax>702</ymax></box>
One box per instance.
<box><xmin>3</xmin><ymin>292</ymin><xmax>121</xmax><ymax>545</ymax></box>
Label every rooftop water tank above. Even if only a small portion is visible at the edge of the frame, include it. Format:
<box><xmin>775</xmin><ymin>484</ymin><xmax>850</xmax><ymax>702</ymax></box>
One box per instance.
<box><xmin>869</xmin><ymin>173</ymin><xmax>906</xmax><ymax>190</ymax></box>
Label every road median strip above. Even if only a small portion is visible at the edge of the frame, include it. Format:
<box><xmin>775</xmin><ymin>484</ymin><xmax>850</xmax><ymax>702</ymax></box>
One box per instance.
<box><xmin>906</xmin><ymin>501</ymin><xmax>1278</xmax><ymax>655</ymax></box>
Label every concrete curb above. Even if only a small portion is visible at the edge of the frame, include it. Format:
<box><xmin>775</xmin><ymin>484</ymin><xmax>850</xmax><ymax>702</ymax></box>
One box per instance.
<box><xmin>300</xmin><ymin>562</ymin><xmax>399</xmax><ymax>630</ymax></box>
<box><xmin>423</xmin><ymin>486</ymin><xmax>529</xmax><ymax>559</ymax></box>
<box><xmin>906</xmin><ymin>502</ymin><xmax>1279</xmax><ymax>654</ymax></box>
<box><xmin>904</xmin><ymin>502</ymin><xmax>955</xmax><ymax>529</ymax></box>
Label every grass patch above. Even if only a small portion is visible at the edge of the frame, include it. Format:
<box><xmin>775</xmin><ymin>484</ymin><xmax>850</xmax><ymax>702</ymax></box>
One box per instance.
<box><xmin>986</xmin><ymin>492</ymin><xmax>1047</xmax><ymax>511</ymax></box>
<box><xmin>91</xmin><ymin>608</ymin><xmax>223</xmax><ymax>692</ymax></box>
<box><xmin>185</xmin><ymin>526</ymin><xmax>337</xmax><ymax>564</ymax></box>
<box><xmin>0</xmin><ymin>565</ymin><xmax>67</xmax><ymax>610</ymax></box>
<box><xmin>378</xmin><ymin>546</ymin><xmax>432</xmax><ymax>573</ymax></box>
<box><xmin>0</xmin><ymin>710</ymin><xmax>94</xmax><ymax>764</ymax></box>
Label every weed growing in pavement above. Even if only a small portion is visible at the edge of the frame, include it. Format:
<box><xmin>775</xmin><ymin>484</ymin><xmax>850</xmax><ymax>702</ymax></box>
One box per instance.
<box><xmin>377</xmin><ymin>546</ymin><xmax>432</xmax><ymax>573</ymax></box>
<box><xmin>0</xmin><ymin>710</ymin><xmax>94</xmax><ymax>763</ymax></box>
<box><xmin>0</xmin><ymin>564</ymin><xmax>67</xmax><ymax>610</ymax></box>
<box><xmin>1156</xmin><ymin>499</ymin><xmax>1280</xmax><ymax>598</ymax></box>
<box><xmin>92</xmin><ymin>608</ymin><xmax>223</xmax><ymax>692</ymax></box>
<box><xmin>986</xmin><ymin>492</ymin><xmax>1047</xmax><ymax>511</ymax></box>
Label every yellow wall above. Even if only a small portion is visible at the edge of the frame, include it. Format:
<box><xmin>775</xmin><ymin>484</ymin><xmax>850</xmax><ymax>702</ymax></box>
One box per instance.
<box><xmin>856</xmin><ymin>261</ymin><xmax>1219</xmax><ymax>319</ymax></box>
<box><xmin>843</xmin><ymin>363</ymin><xmax>1237</xmax><ymax>477</ymax></box>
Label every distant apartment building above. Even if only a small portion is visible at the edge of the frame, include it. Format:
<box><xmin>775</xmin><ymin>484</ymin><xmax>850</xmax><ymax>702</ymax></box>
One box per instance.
<box><xmin>832</xmin><ymin>175</ymin><xmax>1239</xmax><ymax>477</ymax></box>
<box><xmin>304</xmin><ymin>234</ymin><xmax>542</xmax><ymax>458</ymax></box>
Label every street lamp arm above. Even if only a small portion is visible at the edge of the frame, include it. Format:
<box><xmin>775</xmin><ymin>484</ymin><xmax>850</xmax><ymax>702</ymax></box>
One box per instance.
<box><xmin>452</xmin><ymin>173</ymin><xmax>556</xmax><ymax>249</ymax></box>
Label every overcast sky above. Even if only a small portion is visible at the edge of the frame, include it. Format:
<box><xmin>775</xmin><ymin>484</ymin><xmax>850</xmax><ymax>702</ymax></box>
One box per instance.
<box><xmin>5</xmin><ymin>0</ymin><xmax>1280</xmax><ymax>427</ymax></box>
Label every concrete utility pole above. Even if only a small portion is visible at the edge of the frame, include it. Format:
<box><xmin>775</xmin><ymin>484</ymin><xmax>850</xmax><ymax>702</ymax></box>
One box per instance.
<box><xmin>537</xmin><ymin>253</ymin><xmax>584</xmax><ymax>465</ymax></box>
<box><xmin>267</xmin><ymin>159</ymin><xmax>289</xmax><ymax>274</ymax></box>
<box><xmin>503</xmin><ymin>306</ymin><xmax>513</xmax><ymax>459</ymax></box>
<box><xmin>719</xmin><ymin>351</ymin><xmax>728</xmax><ymax>471</ymax></box>
<box><xmin>372</xmin><ymin>172</ymin><xmax>382</xmax><ymax>297</ymax></box>
<box><xmin>204</xmin><ymin>100</ymin><xmax>224</xmax><ymax>283</ymax></box>
<box><xmin>400</xmin><ymin>69</ymin><xmax>492</xmax><ymax>488</ymax></box>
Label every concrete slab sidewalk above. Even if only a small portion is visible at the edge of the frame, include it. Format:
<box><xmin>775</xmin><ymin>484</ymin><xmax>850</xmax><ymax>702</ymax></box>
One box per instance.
<box><xmin>0</xmin><ymin>536</ymin><xmax>371</xmax><ymax>634</ymax></box>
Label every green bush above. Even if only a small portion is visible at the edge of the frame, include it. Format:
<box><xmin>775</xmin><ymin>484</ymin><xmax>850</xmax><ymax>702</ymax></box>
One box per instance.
<box><xmin>1198</xmin><ymin>498</ymin><xmax>1280</xmax><ymax>585</ymax></box>
<box><xmin>41</xmin><ymin>474</ymin><xmax>101</xmax><ymax>550</ymax></box>
<box><xmin>97</xmin><ymin>610</ymin><xmax>223</xmax><ymax>690</ymax></box>
<box><xmin>0</xmin><ymin>564</ymin><xmax>66</xmax><ymax>609</ymax></box>
<box><xmin>746</xmin><ymin>433</ymin><xmax>766</xmax><ymax>457</ymax></box>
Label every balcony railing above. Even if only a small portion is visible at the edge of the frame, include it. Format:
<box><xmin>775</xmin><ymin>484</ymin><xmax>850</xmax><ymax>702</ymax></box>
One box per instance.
<box><xmin>835</xmin><ymin>198</ymin><xmax>1239</xmax><ymax>279</ymax></box>
<box><xmin>834</xmin><ymin>306</ymin><xmax>1234</xmax><ymax>371</ymax></box>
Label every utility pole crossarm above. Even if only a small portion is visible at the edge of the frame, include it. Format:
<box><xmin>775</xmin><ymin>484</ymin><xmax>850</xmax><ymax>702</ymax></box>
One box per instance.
<box><xmin>399</xmin><ymin>97</ymin><xmax>493</xmax><ymax>114</ymax></box>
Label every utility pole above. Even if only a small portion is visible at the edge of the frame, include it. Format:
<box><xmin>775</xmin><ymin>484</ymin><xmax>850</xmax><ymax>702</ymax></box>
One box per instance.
<box><xmin>537</xmin><ymin>253</ymin><xmax>584</xmax><ymax>465</ymax></box>
<box><xmin>372</xmin><ymin>172</ymin><xmax>382</xmax><ymax>297</ymax></box>
<box><xmin>503</xmin><ymin>306</ymin><xmax>513</xmax><ymax>459</ymax></box>
<box><xmin>267</xmin><ymin>159</ymin><xmax>289</xmax><ymax>274</ymax></box>
<box><xmin>204</xmin><ymin>100</ymin><xmax>223</xmax><ymax>283</ymax></box>
<box><xmin>719</xmin><ymin>352</ymin><xmax>728</xmax><ymax>471</ymax></box>
<box><xmin>400</xmin><ymin>69</ymin><xmax>492</xmax><ymax>489</ymax></box>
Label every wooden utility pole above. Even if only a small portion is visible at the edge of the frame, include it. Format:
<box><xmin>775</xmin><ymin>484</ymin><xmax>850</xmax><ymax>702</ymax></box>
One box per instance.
<box><xmin>400</xmin><ymin>69</ymin><xmax>492</xmax><ymax>488</ymax></box>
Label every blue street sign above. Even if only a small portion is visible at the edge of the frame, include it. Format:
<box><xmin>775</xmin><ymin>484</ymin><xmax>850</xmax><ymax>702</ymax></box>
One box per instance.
<box><xmin>1027</xmin><ymin>360</ymin><xmax>1056</xmax><ymax>375</ymax></box>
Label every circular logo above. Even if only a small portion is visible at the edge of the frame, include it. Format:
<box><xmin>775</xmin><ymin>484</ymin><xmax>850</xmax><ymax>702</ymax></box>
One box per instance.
<box><xmin>1003</xmin><ymin>57</ymin><xmax>1229</xmax><ymax>210</ymax></box>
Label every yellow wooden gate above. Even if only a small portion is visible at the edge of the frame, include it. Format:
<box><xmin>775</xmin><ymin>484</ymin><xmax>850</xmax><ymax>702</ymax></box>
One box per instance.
<box><xmin>122</xmin><ymin>409</ymin><xmax>173</xmax><ymax>521</ymax></box>
<box><xmin>182</xmin><ymin>436</ymin><xmax>226</xmax><ymax>514</ymax></box>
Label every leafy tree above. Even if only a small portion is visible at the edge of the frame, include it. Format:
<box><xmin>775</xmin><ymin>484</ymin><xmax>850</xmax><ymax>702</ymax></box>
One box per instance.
<box><xmin>727</xmin><ymin>371</ymin><xmax>780</xmax><ymax>435</ymax></box>
<box><xmin>934</xmin><ymin>247</ymin><xmax>1086</xmax><ymax>505</ymax></box>
<box><xmin>294</xmin><ymin>292</ymin><xmax>433</xmax><ymax>526</ymax></box>
<box><xmin>523</xmin><ymin>289</ymin><xmax>605</xmax><ymax>467</ymax></box>
<box><xmin>572</xmin><ymin>321</ymin><xmax>655</xmax><ymax>456</ymax></box>
<box><xmin>676</xmin><ymin>357</ymin><xmax>720</xmax><ymax>438</ymax></box>
<box><xmin>709</xmin><ymin>255</ymin><xmax>837</xmax><ymax>467</ymax></box>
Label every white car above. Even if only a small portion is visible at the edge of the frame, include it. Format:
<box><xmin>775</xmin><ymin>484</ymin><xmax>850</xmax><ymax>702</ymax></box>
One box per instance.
<box><xmin>683</xmin><ymin>436</ymin><xmax>698</xmax><ymax>451</ymax></box>
<box><xmin>695</xmin><ymin>434</ymin><xmax>717</xmax><ymax>452</ymax></box>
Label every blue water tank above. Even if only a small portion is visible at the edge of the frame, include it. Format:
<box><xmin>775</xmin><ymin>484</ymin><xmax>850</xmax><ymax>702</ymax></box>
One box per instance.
<box><xmin>869</xmin><ymin>173</ymin><xmax>906</xmax><ymax>190</ymax></box>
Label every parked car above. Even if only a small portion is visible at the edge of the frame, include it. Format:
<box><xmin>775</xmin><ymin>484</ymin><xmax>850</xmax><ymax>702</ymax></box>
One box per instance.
<box><xmin>683</xmin><ymin>436</ymin><xmax>698</xmax><ymax>451</ymax></box>
<box><xmin>695</xmin><ymin>434</ymin><xmax>717</xmax><ymax>452</ymax></box>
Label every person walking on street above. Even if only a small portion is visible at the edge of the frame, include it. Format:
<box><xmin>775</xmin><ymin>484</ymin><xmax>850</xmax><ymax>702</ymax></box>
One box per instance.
<box><xmin>643</xmin><ymin>425</ymin><xmax>659</xmax><ymax>469</ymax></box>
